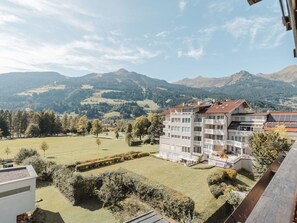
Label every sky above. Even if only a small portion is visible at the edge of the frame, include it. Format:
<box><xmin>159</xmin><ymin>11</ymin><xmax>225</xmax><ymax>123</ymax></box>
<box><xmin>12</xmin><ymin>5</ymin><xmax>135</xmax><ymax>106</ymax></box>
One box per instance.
<box><xmin>0</xmin><ymin>0</ymin><xmax>296</xmax><ymax>81</ymax></box>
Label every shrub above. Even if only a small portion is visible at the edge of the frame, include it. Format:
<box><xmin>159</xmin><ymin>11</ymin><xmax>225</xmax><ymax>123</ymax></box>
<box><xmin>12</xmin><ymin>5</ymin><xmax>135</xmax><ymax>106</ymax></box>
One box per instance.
<box><xmin>143</xmin><ymin>138</ymin><xmax>151</xmax><ymax>144</ymax></box>
<box><xmin>209</xmin><ymin>184</ymin><xmax>226</xmax><ymax>198</ymax></box>
<box><xmin>52</xmin><ymin>166</ymin><xmax>101</xmax><ymax>205</ymax></box>
<box><xmin>22</xmin><ymin>155</ymin><xmax>46</xmax><ymax>176</ymax></box>
<box><xmin>219</xmin><ymin>168</ymin><xmax>237</xmax><ymax>180</ymax></box>
<box><xmin>129</xmin><ymin>140</ymin><xmax>143</xmax><ymax>146</ymax></box>
<box><xmin>207</xmin><ymin>170</ymin><xmax>228</xmax><ymax>186</ymax></box>
<box><xmin>75</xmin><ymin>152</ymin><xmax>150</xmax><ymax>172</ymax></box>
<box><xmin>15</xmin><ymin>148</ymin><xmax>39</xmax><ymax>164</ymax></box>
<box><xmin>98</xmin><ymin>169</ymin><xmax>195</xmax><ymax>222</ymax></box>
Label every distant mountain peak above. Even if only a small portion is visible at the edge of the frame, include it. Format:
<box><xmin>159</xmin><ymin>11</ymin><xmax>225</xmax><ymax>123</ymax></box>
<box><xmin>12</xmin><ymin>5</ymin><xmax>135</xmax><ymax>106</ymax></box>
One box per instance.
<box><xmin>115</xmin><ymin>68</ymin><xmax>129</xmax><ymax>74</ymax></box>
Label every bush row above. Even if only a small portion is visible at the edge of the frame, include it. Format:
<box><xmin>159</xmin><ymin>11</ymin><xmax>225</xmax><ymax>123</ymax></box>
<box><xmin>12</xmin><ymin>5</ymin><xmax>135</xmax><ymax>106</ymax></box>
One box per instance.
<box><xmin>52</xmin><ymin>167</ymin><xmax>102</xmax><ymax>205</ymax></box>
<box><xmin>97</xmin><ymin>169</ymin><xmax>195</xmax><ymax>222</ymax></box>
<box><xmin>75</xmin><ymin>152</ymin><xmax>150</xmax><ymax>172</ymax></box>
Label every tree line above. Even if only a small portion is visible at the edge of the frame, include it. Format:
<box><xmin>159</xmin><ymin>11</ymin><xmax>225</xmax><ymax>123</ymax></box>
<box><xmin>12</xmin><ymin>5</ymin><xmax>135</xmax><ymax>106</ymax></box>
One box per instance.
<box><xmin>0</xmin><ymin>109</ymin><xmax>106</xmax><ymax>138</ymax></box>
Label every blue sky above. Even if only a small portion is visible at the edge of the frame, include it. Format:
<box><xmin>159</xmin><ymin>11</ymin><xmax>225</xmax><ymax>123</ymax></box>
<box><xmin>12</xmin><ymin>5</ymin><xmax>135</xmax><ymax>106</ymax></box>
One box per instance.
<box><xmin>0</xmin><ymin>0</ymin><xmax>295</xmax><ymax>81</ymax></box>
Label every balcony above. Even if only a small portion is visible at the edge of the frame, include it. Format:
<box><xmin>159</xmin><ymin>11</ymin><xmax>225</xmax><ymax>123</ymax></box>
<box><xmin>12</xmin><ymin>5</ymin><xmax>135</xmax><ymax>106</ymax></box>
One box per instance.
<box><xmin>194</xmin><ymin>140</ymin><xmax>202</xmax><ymax>146</ymax></box>
<box><xmin>227</xmin><ymin>140</ymin><xmax>248</xmax><ymax>148</ymax></box>
<box><xmin>163</xmin><ymin>121</ymin><xmax>170</xmax><ymax>125</ymax></box>
<box><xmin>205</xmin><ymin>119</ymin><xmax>225</xmax><ymax>125</ymax></box>
<box><xmin>205</xmin><ymin>138</ymin><xmax>225</xmax><ymax>146</ymax></box>
<box><xmin>194</xmin><ymin>122</ymin><xmax>203</xmax><ymax>127</ymax></box>
<box><xmin>194</xmin><ymin>131</ymin><xmax>202</xmax><ymax>136</ymax></box>
<box><xmin>204</xmin><ymin>129</ymin><xmax>225</xmax><ymax>135</ymax></box>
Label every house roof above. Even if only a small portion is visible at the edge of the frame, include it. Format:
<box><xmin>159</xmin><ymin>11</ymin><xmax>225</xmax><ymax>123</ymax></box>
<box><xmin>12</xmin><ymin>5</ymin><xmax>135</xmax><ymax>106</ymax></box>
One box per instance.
<box><xmin>0</xmin><ymin>166</ymin><xmax>37</xmax><ymax>184</ymax></box>
<box><xmin>124</xmin><ymin>211</ymin><xmax>169</xmax><ymax>223</ymax></box>
<box><xmin>264</xmin><ymin>122</ymin><xmax>297</xmax><ymax>132</ymax></box>
<box><xmin>232</xmin><ymin>113</ymin><xmax>267</xmax><ymax>116</ymax></box>
<box><xmin>206</xmin><ymin>100</ymin><xmax>248</xmax><ymax>114</ymax></box>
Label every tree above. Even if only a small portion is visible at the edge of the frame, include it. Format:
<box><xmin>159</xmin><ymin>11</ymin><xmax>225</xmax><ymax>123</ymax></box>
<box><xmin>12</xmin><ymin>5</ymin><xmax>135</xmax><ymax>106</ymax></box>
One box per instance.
<box><xmin>132</xmin><ymin>116</ymin><xmax>151</xmax><ymax>140</ymax></box>
<box><xmin>15</xmin><ymin>148</ymin><xmax>39</xmax><ymax>164</ymax></box>
<box><xmin>147</xmin><ymin>113</ymin><xmax>164</xmax><ymax>143</ymax></box>
<box><xmin>5</xmin><ymin>147</ymin><xmax>11</xmax><ymax>159</ymax></box>
<box><xmin>22</xmin><ymin>155</ymin><xmax>46</xmax><ymax>176</ymax></box>
<box><xmin>273</xmin><ymin>125</ymin><xmax>288</xmax><ymax>139</ymax></box>
<box><xmin>96</xmin><ymin>138</ymin><xmax>101</xmax><ymax>150</ymax></box>
<box><xmin>249</xmin><ymin>131</ymin><xmax>292</xmax><ymax>178</ymax></box>
<box><xmin>91</xmin><ymin>119</ymin><xmax>102</xmax><ymax>137</ymax></box>
<box><xmin>126</xmin><ymin>123</ymin><xmax>132</xmax><ymax>134</ymax></box>
<box><xmin>25</xmin><ymin>123</ymin><xmax>40</xmax><ymax>137</ymax></box>
<box><xmin>115</xmin><ymin>131</ymin><xmax>119</xmax><ymax>140</ymax></box>
<box><xmin>125</xmin><ymin>133</ymin><xmax>133</xmax><ymax>146</ymax></box>
<box><xmin>40</xmin><ymin>141</ymin><xmax>49</xmax><ymax>157</ymax></box>
<box><xmin>77</xmin><ymin>116</ymin><xmax>88</xmax><ymax>135</ymax></box>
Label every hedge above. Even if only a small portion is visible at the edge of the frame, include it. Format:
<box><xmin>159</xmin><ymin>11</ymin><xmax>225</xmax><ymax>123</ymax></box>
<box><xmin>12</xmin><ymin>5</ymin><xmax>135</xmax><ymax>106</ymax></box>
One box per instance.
<box><xmin>75</xmin><ymin>152</ymin><xmax>150</xmax><ymax>172</ymax></box>
<box><xmin>52</xmin><ymin>166</ymin><xmax>102</xmax><ymax>205</ymax></box>
<box><xmin>98</xmin><ymin>169</ymin><xmax>195</xmax><ymax>222</ymax></box>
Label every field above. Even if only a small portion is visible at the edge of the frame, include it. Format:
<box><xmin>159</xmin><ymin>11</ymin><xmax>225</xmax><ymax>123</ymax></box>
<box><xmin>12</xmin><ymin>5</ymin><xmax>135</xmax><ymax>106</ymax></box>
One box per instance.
<box><xmin>82</xmin><ymin>157</ymin><xmax>251</xmax><ymax>221</ymax></box>
<box><xmin>36</xmin><ymin>185</ymin><xmax>118</xmax><ymax>223</ymax></box>
<box><xmin>0</xmin><ymin>135</ymin><xmax>158</xmax><ymax>164</ymax></box>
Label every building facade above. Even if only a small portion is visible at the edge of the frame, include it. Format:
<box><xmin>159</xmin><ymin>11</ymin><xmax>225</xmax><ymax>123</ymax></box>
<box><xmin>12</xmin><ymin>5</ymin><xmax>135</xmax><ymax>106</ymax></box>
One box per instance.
<box><xmin>0</xmin><ymin>165</ymin><xmax>37</xmax><ymax>223</ymax></box>
<box><xmin>159</xmin><ymin>100</ymin><xmax>267</xmax><ymax>170</ymax></box>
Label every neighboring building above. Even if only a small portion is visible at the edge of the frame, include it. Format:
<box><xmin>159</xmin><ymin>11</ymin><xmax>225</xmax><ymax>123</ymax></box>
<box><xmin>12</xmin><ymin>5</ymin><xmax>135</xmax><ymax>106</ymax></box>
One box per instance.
<box><xmin>159</xmin><ymin>100</ymin><xmax>268</xmax><ymax>170</ymax></box>
<box><xmin>265</xmin><ymin>112</ymin><xmax>297</xmax><ymax>140</ymax></box>
<box><xmin>0</xmin><ymin>165</ymin><xmax>37</xmax><ymax>223</ymax></box>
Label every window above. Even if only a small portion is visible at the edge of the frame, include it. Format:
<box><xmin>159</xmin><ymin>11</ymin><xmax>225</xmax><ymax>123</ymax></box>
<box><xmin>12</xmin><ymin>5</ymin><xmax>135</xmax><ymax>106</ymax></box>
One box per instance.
<box><xmin>182</xmin><ymin>136</ymin><xmax>190</xmax><ymax>140</ymax></box>
<box><xmin>182</xmin><ymin>127</ymin><xmax>190</xmax><ymax>132</ymax></box>
<box><xmin>217</xmin><ymin>125</ymin><xmax>223</xmax><ymax>130</ymax></box>
<box><xmin>194</xmin><ymin>136</ymin><xmax>201</xmax><ymax>141</ymax></box>
<box><xmin>194</xmin><ymin>127</ymin><xmax>201</xmax><ymax>131</ymax></box>
<box><xmin>182</xmin><ymin>118</ymin><xmax>191</xmax><ymax>123</ymax></box>
<box><xmin>182</xmin><ymin>146</ymin><xmax>190</xmax><ymax>153</ymax></box>
<box><xmin>194</xmin><ymin>146</ymin><xmax>201</xmax><ymax>153</ymax></box>
<box><xmin>217</xmin><ymin>116</ymin><xmax>224</xmax><ymax>119</ymax></box>
<box><xmin>216</xmin><ymin>135</ymin><xmax>223</xmax><ymax>140</ymax></box>
<box><xmin>208</xmin><ymin>116</ymin><xmax>215</xmax><ymax>119</ymax></box>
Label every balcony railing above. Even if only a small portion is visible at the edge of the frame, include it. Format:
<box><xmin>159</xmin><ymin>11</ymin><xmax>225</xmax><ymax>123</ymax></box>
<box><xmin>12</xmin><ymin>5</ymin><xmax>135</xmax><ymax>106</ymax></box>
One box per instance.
<box><xmin>194</xmin><ymin>140</ymin><xmax>201</xmax><ymax>146</ymax></box>
<box><xmin>227</xmin><ymin>140</ymin><xmax>248</xmax><ymax>148</ymax></box>
<box><xmin>204</xmin><ymin>129</ymin><xmax>225</xmax><ymax>135</ymax></box>
<box><xmin>205</xmin><ymin>119</ymin><xmax>225</xmax><ymax>125</ymax></box>
<box><xmin>205</xmin><ymin>138</ymin><xmax>225</xmax><ymax>145</ymax></box>
<box><xmin>194</xmin><ymin>122</ymin><xmax>203</xmax><ymax>127</ymax></box>
<box><xmin>194</xmin><ymin>131</ymin><xmax>202</xmax><ymax>136</ymax></box>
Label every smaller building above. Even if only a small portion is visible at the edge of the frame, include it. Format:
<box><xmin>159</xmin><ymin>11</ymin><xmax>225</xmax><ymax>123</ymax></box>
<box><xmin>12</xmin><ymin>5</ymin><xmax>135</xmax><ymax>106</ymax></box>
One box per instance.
<box><xmin>265</xmin><ymin>112</ymin><xmax>297</xmax><ymax>140</ymax></box>
<box><xmin>0</xmin><ymin>165</ymin><xmax>37</xmax><ymax>223</ymax></box>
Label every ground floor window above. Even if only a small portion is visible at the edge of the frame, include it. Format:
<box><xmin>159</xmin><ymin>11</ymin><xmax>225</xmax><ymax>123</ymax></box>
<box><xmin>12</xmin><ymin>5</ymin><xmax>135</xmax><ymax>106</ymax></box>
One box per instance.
<box><xmin>194</xmin><ymin>146</ymin><xmax>201</xmax><ymax>153</ymax></box>
<box><xmin>182</xmin><ymin>146</ymin><xmax>190</xmax><ymax>153</ymax></box>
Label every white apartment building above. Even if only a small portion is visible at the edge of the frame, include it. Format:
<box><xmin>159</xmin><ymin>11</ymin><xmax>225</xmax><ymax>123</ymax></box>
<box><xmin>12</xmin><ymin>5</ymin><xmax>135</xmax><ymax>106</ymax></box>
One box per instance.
<box><xmin>159</xmin><ymin>100</ymin><xmax>267</xmax><ymax>171</ymax></box>
<box><xmin>0</xmin><ymin>165</ymin><xmax>37</xmax><ymax>223</ymax></box>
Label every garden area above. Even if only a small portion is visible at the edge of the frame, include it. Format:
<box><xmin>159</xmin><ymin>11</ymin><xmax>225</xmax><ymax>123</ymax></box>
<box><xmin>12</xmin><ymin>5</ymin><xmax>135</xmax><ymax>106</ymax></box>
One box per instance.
<box><xmin>0</xmin><ymin>135</ymin><xmax>158</xmax><ymax>164</ymax></box>
<box><xmin>81</xmin><ymin>157</ymin><xmax>255</xmax><ymax>222</ymax></box>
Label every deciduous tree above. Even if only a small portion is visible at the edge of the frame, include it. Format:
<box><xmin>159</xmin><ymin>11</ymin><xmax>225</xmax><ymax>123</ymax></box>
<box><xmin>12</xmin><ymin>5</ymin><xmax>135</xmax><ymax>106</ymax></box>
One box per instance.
<box><xmin>40</xmin><ymin>141</ymin><xmax>49</xmax><ymax>157</ymax></box>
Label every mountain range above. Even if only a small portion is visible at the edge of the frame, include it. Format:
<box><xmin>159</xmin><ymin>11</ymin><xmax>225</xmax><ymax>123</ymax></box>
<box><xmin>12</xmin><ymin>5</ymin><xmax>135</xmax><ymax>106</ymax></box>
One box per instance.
<box><xmin>0</xmin><ymin>66</ymin><xmax>296</xmax><ymax>118</ymax></box>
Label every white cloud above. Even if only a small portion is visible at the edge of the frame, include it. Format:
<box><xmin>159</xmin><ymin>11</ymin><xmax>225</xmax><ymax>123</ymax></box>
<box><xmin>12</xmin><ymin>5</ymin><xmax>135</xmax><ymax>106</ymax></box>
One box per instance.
<box><xmin>0</xmin><ymin>12</ymin><xmax>24</xmax><ymax>25</ymax></box>
<box><xmin>178</xmin><ymin>47</ymin><xmax>204</xmax><ymax>59</ymax></box>
<box><xmin>156</xmin><ymin>31</ymin><xmax>169</xmax><ymax>38</ymax></box>
<box><xmin>6</xmin><ymin>0</ymin><xmax>97</xmax><ymax>32</ymax></box>
<box><xmin>0</xmin><ymin>32</ymin><xmax>160</xmax><ymax>74</ymax></box>
<box><xmin>179</xmin><ymin>0</ymin><xmax>187</xmax><ymax>13</ymax></box>
<box><xmin>208</xmin><ymin>1</ymin><xmax>236</xmax><ymax>13</ymax></box>
<box><xmin>223</xmin><ymin>17</ymin><xmax>285</xmax><ymax>49</ymax></box>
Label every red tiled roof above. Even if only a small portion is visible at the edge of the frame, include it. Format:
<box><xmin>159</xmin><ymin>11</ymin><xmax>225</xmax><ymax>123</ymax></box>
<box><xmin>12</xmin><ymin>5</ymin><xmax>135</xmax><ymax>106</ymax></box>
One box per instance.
<box><xmin>206</xmin><ymin>100</ymin><xmax>247</xmax><ymax>114</ymax></box>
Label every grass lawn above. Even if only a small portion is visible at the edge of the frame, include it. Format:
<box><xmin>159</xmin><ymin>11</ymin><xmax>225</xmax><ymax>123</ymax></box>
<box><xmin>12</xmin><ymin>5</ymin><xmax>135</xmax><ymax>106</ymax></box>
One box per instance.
<box><xmin>81</xmin><ymin>157</ymin><xmax>227</xmax><ymax>221</ymax></box>
<box><xmin>36</xmin><ymin>186</ymin><xmax>118</xmax><ymax>223</ymax></box>
<box><xmin>0</xmin><ymin>135</ymin><xmax>158</xmax><ymax>164</ymax></box>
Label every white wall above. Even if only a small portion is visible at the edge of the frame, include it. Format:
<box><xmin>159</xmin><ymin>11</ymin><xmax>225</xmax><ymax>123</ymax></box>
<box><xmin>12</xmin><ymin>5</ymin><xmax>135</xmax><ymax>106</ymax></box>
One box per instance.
<box><xmin>0</xmin><ymin>177</ymin><xmax>36</xmax><ymax>223</ymax></box>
